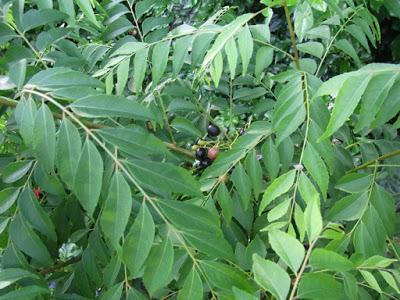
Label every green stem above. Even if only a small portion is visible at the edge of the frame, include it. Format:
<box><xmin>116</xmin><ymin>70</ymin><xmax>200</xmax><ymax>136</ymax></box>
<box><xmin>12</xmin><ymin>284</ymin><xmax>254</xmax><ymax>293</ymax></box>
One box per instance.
<box><xmin>288</xmin><ymin>237</ymin><xmax>319</xmax><ymax>300</ymax></box>
<box><xmin>348</xmin><ymin>149</ymin><xmax>400</xmax><ymax>173</ymax></box>
<box><xmin>283</xmin><ymin>1</ymin><xmax>300</xmax><ymax>69</ymax></box>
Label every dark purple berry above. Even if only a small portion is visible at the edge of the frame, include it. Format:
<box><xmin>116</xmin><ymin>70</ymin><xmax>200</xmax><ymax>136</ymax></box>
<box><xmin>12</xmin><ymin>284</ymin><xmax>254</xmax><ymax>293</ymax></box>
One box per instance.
<box><xmin>195</xmin><ymin>148</ymin><xmax>208</xmax><ymax>160</ymax></box>
<box><xmin>207</xmin><ymin>124</ymin><xmax>220</xmax><ymax>137</ymax></box>
<box><xmin>199</xmin><ymin>158</ymin><xmax>213</xmax><ymax>168</ymax></box>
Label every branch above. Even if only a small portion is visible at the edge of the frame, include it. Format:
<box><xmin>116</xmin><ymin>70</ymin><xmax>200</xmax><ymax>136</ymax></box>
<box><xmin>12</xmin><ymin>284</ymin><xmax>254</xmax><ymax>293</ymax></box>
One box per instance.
<box><xmin>38</xmin><ymin>256</ymin><xmax>81</xmax><ymax>275</ymax></box>
<box><xmin>348</xmin><ymin>149</ymin><xmax>400</xmax><ymax>173</ymax></box>
<box><xmin>288</xmin><ymin>238</ymin><xmax>318</xmax><ymax>300</ymax></box>
<box><xmin>0</xmin><ymin>96</ymin><xmax>194</xmax><ymax>158</ymax></box>
<box><xmin>283</xmin><ymin>1</ymin><xmax>300</xmax><ymax>70</ymax></box>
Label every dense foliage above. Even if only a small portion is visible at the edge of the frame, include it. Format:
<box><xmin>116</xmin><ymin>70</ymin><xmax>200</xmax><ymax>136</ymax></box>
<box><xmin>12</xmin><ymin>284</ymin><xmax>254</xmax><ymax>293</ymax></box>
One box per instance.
<box><xmin>0</xmin><ymin>0</ymin><xmax>400</xmax><ymax>299</ymax></box>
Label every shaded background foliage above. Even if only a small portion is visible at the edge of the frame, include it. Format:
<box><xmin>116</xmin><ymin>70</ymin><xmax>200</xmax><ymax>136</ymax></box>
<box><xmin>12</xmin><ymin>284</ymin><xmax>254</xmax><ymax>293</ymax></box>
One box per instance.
<box><xmin>0</xmin><ymin>0</ymin><xmax>399</xmax><ymax>299</ymax></box>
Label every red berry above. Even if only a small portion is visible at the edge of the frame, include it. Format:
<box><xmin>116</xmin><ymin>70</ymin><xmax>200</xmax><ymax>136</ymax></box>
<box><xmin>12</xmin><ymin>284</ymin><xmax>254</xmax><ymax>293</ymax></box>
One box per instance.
<box><xmin>33</xmin><ymin>187</ymin><xmax>41</xmax><ymax>199</ymax></box>
<box><xmin>207</xmin><ymin>147</ymin><xmax>219</xmax><ymax>160</ymax></box>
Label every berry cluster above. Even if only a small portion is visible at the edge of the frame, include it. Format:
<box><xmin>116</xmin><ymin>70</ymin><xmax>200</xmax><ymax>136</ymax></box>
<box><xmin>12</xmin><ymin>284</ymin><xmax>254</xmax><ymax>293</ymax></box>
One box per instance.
<box><xmin>192</xmin><ymin>125</ymin><xmax>220</xmax><ymax>170</ymax></box>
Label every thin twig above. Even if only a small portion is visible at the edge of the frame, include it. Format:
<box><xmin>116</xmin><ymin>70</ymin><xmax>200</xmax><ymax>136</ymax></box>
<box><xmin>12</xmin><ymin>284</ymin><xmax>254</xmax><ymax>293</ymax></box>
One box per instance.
<box><xmin>127</xmin><ymin>0</ymin><xmax>144</xmax><ymax>41</ymax></box>
<box><xmin>347</xmin><ymin>149</ymin><xmax>400</xmax><ymax>173</ymax></box>
<box><xmin>39</xmin><ymin>256</ymin><xmax>81</xmax><ymax>274</ymax></box>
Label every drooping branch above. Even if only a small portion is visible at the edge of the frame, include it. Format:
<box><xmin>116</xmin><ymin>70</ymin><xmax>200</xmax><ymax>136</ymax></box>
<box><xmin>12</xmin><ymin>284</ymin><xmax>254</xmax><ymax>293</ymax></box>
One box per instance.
<box><xmin>0</xmin><ymin>96</ymin><xmax>194</xmax><ymax>158</ymax></box>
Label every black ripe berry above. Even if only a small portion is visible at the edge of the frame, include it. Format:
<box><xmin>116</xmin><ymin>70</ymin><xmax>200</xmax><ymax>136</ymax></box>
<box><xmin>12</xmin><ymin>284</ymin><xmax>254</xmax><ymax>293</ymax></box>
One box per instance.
<box><xmin>199</xmin><ymin>158</ymin><xmax>213</xmax><ymax>168</ymax></box>
<box><xmin>207</xmin><ymin>124</ymin><xmax>220</xmax><ymax>137</ymax></box>
<box><xmin>195</xmin><ymin>148</ymin><xmax>208</xmax><ymax>160</ymax></box>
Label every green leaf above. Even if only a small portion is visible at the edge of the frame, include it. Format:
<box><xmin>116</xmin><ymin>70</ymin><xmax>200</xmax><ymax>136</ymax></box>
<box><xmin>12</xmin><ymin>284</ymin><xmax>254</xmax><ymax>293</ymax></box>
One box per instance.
<box><xmin>0</xmin><ymin>268</ymin><xmax>39</xmax><ymax>289</ymax></box>
<box><xmin>192</xmin><ymin>32</ymin><xmax>216</xmax><ymax>67</ymax></box>
<box><xmin>210</xmin><ymin>51</ymin><xmax>223</xmax><ymax>87</ymax></box>
<box><xmin>173</xmin><ymin>36</ymin><xmax>192</xmax><ymax>76</ymax></box>
<box><xmin>321</xmin><ymin>74</ymin><xmax>372</xmax><ymax>139</ymax></box>
<box><xmin>0</xmin><ymin>285</ymin><xmax>49</xmax><ymax>300</ymax></box>
<box><xmin>201</xmin><ymin>13</ymin><xmax>254</xmax><ymax>73</ymax></box>
<box><xmin>2</xmin><ymin>160</ymin><xmax>32</xmax><ymax>184</ymax></box>
<box><xmin>335</xmin><ymin>173</ymin><xmax>372</xmax><ymax>193</ymax></box>
<box><xmin>156</xmin><ymin>199</ymin><xmax>220</xmax><ymax>233</ymax></box>
<box><xmin>335</xmin><ymin>39</ymin><xmax>361</xmax><ymax>65</ymax></box>
<box><xmin>33</xmin><ymin>104</ymin><xmax>56</xmax><ymax>172</ymax></box>
<box><xmin>98</xmin><ymin>127</ymin><xmax>168</xmax><ymax>158</ymax></box>
<box><xmin>267</xmin><ymin>196</ymin><xmax>290</xmax><ymax>222</ymax></box>
<box><xmin>245</xmin><ymin>150</ymin><xmax>264</xmax><ymax>197</ymax></box>
<box><xmin>268</xmin><ymin>230</ymin><xmax>305</xmax><ymax>273</ymax></box>
<box><xmin>303</xmin><ymin>144</ymin><xmax>329</xmax><ymax>198</ymax></box>
<box><xmin>231</xmin><ymin>163</ymin><xmax>252</xmax><ymax>210</ymax></box>
<box><xmin>14</xmin><ymin>98</ymin><xmax>37</xmax><ymax>146</ymax></box>
<box><xmin>360</xmin><ymin>270</ymin><xmax>381</xmax><ymax>293</ymax></box>
<box><xmin>177</xmin><ymin>267</ymin><xmax>203</xmax><ymax>300</ymax></box>
<box><xmin>255</xmin><ymin>46</ymin><xmax>273</xmax><ymax>78</ymax></box>
<box><xmin>237</xmin><ymin>25</ymin><xmax>253</xmax><ymax>75</ymax></box>
<box><xmin>259</xmin><ymin>170</ymin><xmax>296</xmax><ymax>215</ymax></box>
<box><xmin>171</xmin><ymin>116</ymin><xmax>203</xmax><ymax>137</ymax></box>
<box><xmin>100</xmin><ymin>172</ymin><xmax>132</xmax><ymax>248</ymax></box>
<box><xmin>309</xmin><ymin>248</ymin><xmax>354</xmax><ymax>271</ymax></box>
<box><xmin>356</xmin><ymin>72</ymin><xmax>398</xmax><ymax>132</ymax></box>
<box><xmin>151</xmin><ymin>39</ymin><xmax>171</xmax><ymax>86</ymax></box>
<box><xmin>184</xmin><ymin>230</ymin><xmax>235</xmax><ymax>261</ymax></box>
<box><xmin>74</xmin><ymin>0</ymin><xmax>100</xmax><ymax>27</ymax></box>
<box><xmin>232</xmin><ymin>287</ymin><xmax>258</xmax><ymax>300</ymax></box>
<box><xmin>18</xmin><ymin>187</ymin><xmax>57</xmax><ymax>241</ymax></box>
<box><xmin>0</xmin><ymin>23</ymin><xmax>17</xmax><ymax>45</ymax></box>
<box><xmin>143</xmin><ymin>235</ymin><xmax>174</xmax><ymax>296</ymax></box>
<box><xmin>56</xmin><ymin>118</ymin><xmax>81</xmax><ymax>189</ymax></box>
<box><xmin>298</xmin><ymin>273</ymin><xmax>345</xmax><ymax>300</ymax></box>
<box><xmin>9</xmin><ymin>214</ymin><xmax>52</xmax><ymax>266</ymax></box>
<box><xmin>133</xmin><ymin>47</ymin><xmax>149</xmax><ymax>94</ymax></box>
<box><xmin>304</xmin><ymin>197</ymin><xmax>322</xmax><ymax>242</ymax></box>
<box><xmin>225</xmin><ymin>37</ymin><xmax>238</xmax><ymax>80</ymax></box>
<box><xmin>233</xmin><ymin>87</ymin><xmax>267</xmax><ymax>100</ymax></box>
<box><xmin>201</xmin><ymin>260</ymin><xmax>253</xmax><ymax>293</ymax></box>
<box><xmin>252</xmin><ymin>254</ymin><xmax>290</xmax><ymax>300</ymax></box>
<box><xmin>379</xmin><ymin>271</ymin><xmax>400</xmax><ymax>294</ymax></box>
<box><xmin>272</xmin><ymin>75</ymin><xmax>305</xmax><ymax>145</ymax></box>
<box><xmin>0</xmin><ymin>188</ymin><xmax>19</xmax><ymax>214</ymax></box>
<box><xmin>9</xmin><ymin>59</ymin><xmax>26</xmax><ymax>89</ymax></box>
<box><xmin>73</xmin><ymin>139</ymin><xmax>103</xmax><ymax>217</ymax></box>
<box><xmin>126</xmin><ymin>159</ymin><xmax>201</xmax><ymax>197</ymax></box>
<box><xmin>115</xmin><ymin>58</ymin><xmax>129</xmax><ymax>95</ymax></box>
<box><xmin>298</xmin><ymin>173</ymin><xmax>319</xmax><ymax>204</ymax></box>
<box><xmin>261</xmin><ymin>137</ymin><xmax>280</xmax><ymax>181</ymax></box>
<box><xmin>328</xmin><ymin>192</ymin><xmax>368</xmax><ymax>221</ymax></box>
<box><xmin>70</xmin><ymin>94</ymin><xmax>155</xmax><ymax>121</ymax></box>
<box><xmin>28</xmin><ymin>67</ymin><xmax>103</xmax><ymax>90</ymax></box>
<box><xmin>100</xmin><ymin>283</ymin><xmax>123</xmax><ymax>300</ymax></box>
<box><xmin>346</xmin><ymin>24</ymin><xmax>370</xmax><ymax>52</ymax></box>
<box><xmin>22</xmin><ymin>9</ymin><xmax>68</xmax><ymax>31</ymax></box>
<box><xmin>297</xmin><ymin>42</ymin><xmax>324</xmax><ymax>58</ymax></box>
<box><xmin>343</xmin><ymin>272</ymin><xmax>358</xmax><ymax>300</ymax></box>
<box><xmin>360</xmin><ymin>255</ymin><xmax>396</xmax><ymax>268</ymax></box>
<box><xmin>215</xmin><ymin>183</ymin><xmax>234</xmax><ymax>223</ymax></box>
<box><xmin>123</xmin><ymin>202</ymin><xmax>155</xmax><ymax>276</ymax></box>
<box><xmin>294</xmin><ymin>2</ymin><xmax>313</xmax><ymax>42</ymax></box>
